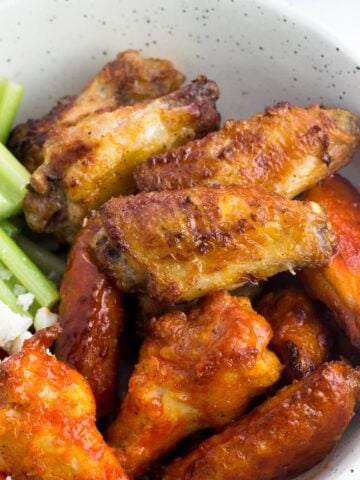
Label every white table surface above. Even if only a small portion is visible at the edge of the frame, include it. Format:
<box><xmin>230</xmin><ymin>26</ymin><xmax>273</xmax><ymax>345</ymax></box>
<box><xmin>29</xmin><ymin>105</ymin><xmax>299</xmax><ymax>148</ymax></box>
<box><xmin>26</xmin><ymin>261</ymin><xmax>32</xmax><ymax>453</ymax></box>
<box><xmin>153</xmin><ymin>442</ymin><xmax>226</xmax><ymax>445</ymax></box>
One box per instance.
<box><xmin>285</xmin><ymin>0</ymin><xmax>360</xmax><ymax>51</ymax></box>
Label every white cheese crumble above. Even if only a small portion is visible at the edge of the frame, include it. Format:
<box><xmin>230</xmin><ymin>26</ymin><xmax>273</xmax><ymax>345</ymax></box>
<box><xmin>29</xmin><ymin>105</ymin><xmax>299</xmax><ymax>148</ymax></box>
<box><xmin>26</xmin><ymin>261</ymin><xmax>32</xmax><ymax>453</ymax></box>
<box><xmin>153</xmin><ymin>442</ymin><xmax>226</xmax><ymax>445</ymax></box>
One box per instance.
<box><xmin>16</xmin><ymin>292</ymin><xmax>35</xmax><ymax>311</ymax></box>
<box><xmin>34</xmin><ymin>307</ymin><xmax>58</xmax><ymax>331</ymax></box>
<box><xmin>0</xmin><ymin>299</ymin><xmax>32</xmax><ymax>353</ymax></box>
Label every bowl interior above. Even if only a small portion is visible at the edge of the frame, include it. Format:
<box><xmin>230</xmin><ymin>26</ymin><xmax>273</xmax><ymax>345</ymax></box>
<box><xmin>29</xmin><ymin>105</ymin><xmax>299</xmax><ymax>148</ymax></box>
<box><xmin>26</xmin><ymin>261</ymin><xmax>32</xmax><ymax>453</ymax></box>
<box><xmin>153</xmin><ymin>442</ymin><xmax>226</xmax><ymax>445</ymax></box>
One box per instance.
<box><xmin>1</xmin><ymin>0</ymin><xmax>360</xmax><ymax>478</ymax></box>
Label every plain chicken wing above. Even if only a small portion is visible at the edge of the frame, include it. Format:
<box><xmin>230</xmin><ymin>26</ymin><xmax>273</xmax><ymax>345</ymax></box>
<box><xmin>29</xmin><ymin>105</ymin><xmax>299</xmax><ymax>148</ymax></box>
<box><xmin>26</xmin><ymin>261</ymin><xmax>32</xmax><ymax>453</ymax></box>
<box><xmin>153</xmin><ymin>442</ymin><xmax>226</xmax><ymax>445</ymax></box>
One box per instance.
<box><xmin>300</xmin><ymin>174</ymin><xmax>360</xmax><ymax>349</ymax></box>
<box><xmin>163</xmin><ymin>361</ymin><xmax>360</xmax><ymax>480</ymax></box>
<box><xmin>24</xmin><ymin>76</ymin><xmax>219</xmax><ymax>242</ymax></box>
<box><xmin>55</xmin><ymin>217</ymin><xmax>125</xmax><ymax>418</ymax></box>
<box><xmin>134</xmin><ymin>102</ymin><xmax>359</xmax><ymax>195</ymax></box>
<box><xmin>106</xmin><ymin>291</ymin><xmax>282</xmax><ymax>478</ymax></box>
<box><xmin>0</xmin><ymin>325</ymin><xmax>128</xmax><ymax>480</ymax></box>
<box><xmin>8</xmin><ymin>49</ymin><xmax>185</xmax><ymax>173</ymax></box>
<box><xmin>91</xmin><ymin>185</ymin><xmax>336</xmax><ymax>303</ymax></box>
<box><xmin>257</xmin><ymin>288</ymin><xmax>333</xmax><ymax>380</ymax></box>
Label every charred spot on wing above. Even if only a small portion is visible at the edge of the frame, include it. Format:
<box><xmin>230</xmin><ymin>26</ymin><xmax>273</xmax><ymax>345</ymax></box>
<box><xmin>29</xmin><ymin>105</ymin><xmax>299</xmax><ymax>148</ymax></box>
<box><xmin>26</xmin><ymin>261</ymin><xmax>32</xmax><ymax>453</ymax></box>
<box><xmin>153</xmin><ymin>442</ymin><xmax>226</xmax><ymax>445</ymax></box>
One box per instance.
<box><xmin>264</xmin><ymin>101</ymin><xmax>292</xmax><ymax>115</ymax></box>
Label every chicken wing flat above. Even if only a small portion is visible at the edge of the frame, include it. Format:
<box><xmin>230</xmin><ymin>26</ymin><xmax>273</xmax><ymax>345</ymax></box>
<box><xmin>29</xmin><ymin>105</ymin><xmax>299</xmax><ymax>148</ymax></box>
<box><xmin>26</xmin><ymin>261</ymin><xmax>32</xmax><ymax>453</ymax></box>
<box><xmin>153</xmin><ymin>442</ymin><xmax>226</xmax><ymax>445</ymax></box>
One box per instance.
<box><xmin>257</xmin><ymin>288</ymin><xmax>333</xmax><ymax>380</ymax></box>
<box><xmin>163</xmin><ymin>361</ymin><xmax>360</xmax><ymax>480</ymax></box>
<box><xmin>55</xmin><ymin>217</ymin><xmax>124</xmax><ymax>418</ymax></box>
<box><xmin>106</xmin><ymin>291</ymin><xmax>282</xmax><ymax>477</ymax></box>
<box><xmin>300</xmin><ymin>174</ymin><xmax>360</xmax><ymax>349</ymax></box>
<box><xmin>24</xmin><ymin>76</ymin><xmax>220</xmax><ymax>242</ymax></box>
<box><xmin>8</xmin><ymin>49</ymin><xmax>185</xmax><ymax>173</ymax></box>
<box><xmin>0</xmin><ymin>325</ymin><xmax>128</xmax><ymax>480</ymax></box>
<box><xmin>91</xmin><ymin>185</ymin><xmax>336</xmax><ymax>303</ymax></box>
<box><xmin>134</xmin><ymin>102</ymin><xmax>360</xmax><ymax>195</ymax></box>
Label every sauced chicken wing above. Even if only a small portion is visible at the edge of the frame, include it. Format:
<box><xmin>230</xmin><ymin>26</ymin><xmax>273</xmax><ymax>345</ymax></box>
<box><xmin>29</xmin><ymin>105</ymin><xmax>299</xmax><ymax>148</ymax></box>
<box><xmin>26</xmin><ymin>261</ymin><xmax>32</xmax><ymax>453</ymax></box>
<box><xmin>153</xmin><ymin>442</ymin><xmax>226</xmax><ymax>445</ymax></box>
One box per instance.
<box><xmin>106</xmin><ymin>291</ymin><xmax>282</xmax><ymax>478</ymax></box>
<box><xmin>134</xmin><ymin>102</ymin><xmax>360</xmax><ymax>195</ymax></box>
<box><xmin>8</xmin><ymin>49</ymin><xmax>185</xmax><ymax>173</ymax></box>
<box><xmin>55</xmin><ymin>217</ymin><xmax>124</xmax><ymax>418</ymax></box>
<box><xmin>24</xmin><ymin>76</ymin><xmax>220</xmax><ymax>242</ymax></box>
<box><xmin>300</xmin><ymin>174</ymin><xmax>360</xmax><ymax>349</ymax></box>
<box><xmin>91</xmin><ymin>185</ymin><xmax>336</xmax><ymax>304</ymax></box>
<box><xmin>163</xmin><ymin>361</ymin><xmax>360</xmax><ymax>480</ymax></box>
<box><xmin>0</xmin><ymin>325</ymin><xmax>128</xmax><ymax>480</ymax></box>
<box><xmin>257</xmin><ymin>288</ymin><xmax>333</xmax><ymax>380</ymax></box>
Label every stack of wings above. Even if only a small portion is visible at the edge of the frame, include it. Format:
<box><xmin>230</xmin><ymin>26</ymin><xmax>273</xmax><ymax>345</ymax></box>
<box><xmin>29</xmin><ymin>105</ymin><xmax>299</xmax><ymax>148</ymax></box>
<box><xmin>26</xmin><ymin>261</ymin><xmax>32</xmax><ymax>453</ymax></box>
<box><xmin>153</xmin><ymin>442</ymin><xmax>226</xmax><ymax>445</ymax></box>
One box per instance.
<box><xmin>2</xmin><ymin>49</ymin><xmax>360</xmax><ymax>480</ymax></box>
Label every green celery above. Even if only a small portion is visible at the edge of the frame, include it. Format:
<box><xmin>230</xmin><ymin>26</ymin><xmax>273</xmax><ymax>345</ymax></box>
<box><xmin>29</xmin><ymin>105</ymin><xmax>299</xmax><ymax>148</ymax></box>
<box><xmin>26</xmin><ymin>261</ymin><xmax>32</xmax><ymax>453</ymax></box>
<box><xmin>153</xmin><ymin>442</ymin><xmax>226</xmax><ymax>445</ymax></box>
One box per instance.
<box><xmin>0</xmin><ymin>276</ymin><xmax>31</xmax><ymax>317</ymax></box>
<box><xmin>0</xmin><ymin>227</ymin><xmax>59</xmax><ymax>307</ymax></box>
<box><xmin>0</xmin><ymin>78</ymin><xmax>24</xmax><ymax>143</ymax></box>
<box><xmin>0</xmin><ymin>143</ymin><xmax>30</xmax><ymax>218</ymax></box>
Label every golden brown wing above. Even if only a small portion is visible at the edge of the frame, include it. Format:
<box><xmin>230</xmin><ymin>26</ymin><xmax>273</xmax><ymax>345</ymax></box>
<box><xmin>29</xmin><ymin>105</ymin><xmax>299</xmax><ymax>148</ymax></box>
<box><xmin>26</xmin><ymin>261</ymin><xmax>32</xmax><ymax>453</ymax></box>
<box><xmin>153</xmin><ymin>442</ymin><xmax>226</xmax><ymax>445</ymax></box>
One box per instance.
<box><xmin>134</xmin><ymin>102</ymin><xmax>359</xmax><ymax>195</ymax></box>
<box><xmin>0</xmin><ymin>325</ymin><xmax>128</xmax><ymax>480</ymax></box>
<box><xmin>257</xmin><ymin>287</ymin><xmax>333</xmax><ymax>380</ymax></box>
<box><xmin>163</xmin><ymin>361</ymin><xmax>360</xmax><ymax>480</ymax></box>
<box><xmin>8</xmin><ymin>49</ymin><xmax>185</xmax><ymax>173</ymax></box>
<box><xmin>24</xmin><ymin>76</ymin><xmax>220</xmax><ymax>242</ymax></box>
<box><xmin>55</xmin><ymin>217</ymin><xmax>124</xmax><ymax>418</ymax></box>
<box><xmin>91</xmin><ymin>185</ymin><xmax>336</xmax><ymax>304</ymax></box>
<box><xmin>300</xmin><ymin>174</ymin><xmax>360</xmax><ymax>349</ymax></box>
<box><xmin>106</xmin><ymin>291</ymin><xmax>282</xmax><ymax>478</ymax></box>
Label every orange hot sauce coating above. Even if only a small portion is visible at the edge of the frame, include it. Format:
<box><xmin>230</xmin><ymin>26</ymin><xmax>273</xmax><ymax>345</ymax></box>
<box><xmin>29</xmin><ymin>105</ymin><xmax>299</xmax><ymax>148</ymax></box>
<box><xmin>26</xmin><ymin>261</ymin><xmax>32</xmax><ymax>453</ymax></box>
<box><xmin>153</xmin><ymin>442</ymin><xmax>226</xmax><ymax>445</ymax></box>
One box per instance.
<box><xmin>300</xmin><ymin>174</ymin><xmax>360</xmax><ymax>349</ymax></box>
<box><xmin>163</xmin><ymin>361</ymin><xmax>360</xmax><ymax>480</ymax></box>
<box><xmin>0</xmin><ymin>326</ymin><xmax>128</xmax><ymax>480</ymax></box>
<box><xmin>55</xmin><ymin>217</ymin><xmax>124</xmax><ymax>417</ymax></box>
<box><xmin>258</xmin><ymin>288</ymin><xmax>333</xmax><ymax>380</ymax></box>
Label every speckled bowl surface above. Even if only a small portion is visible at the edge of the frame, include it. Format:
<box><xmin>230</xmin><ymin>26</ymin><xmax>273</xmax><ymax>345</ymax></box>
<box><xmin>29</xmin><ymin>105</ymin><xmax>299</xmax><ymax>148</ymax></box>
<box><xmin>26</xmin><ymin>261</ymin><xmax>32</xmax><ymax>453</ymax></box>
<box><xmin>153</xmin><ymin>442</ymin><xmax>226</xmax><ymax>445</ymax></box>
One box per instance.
<box><xmin>1</xmin><ymin>0</ymin><xmax>360</xmax><ymax>477</ymax></box>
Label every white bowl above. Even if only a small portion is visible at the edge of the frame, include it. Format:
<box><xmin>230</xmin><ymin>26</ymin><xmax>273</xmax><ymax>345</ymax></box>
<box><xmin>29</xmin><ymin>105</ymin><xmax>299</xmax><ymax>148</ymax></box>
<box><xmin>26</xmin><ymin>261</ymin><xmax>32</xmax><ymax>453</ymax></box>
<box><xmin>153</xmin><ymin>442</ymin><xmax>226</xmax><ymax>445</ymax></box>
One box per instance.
<box><xmin>1</xmin><ymin>0</ymin><xmax>359</xmax><ymax>478</ymax></box>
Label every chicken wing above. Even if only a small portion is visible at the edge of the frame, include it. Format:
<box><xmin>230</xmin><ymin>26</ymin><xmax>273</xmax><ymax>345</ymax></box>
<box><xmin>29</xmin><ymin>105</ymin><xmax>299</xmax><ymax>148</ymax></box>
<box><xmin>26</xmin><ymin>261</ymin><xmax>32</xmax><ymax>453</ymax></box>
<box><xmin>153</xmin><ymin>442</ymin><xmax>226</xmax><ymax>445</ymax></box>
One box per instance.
<box><xmin>91</xmin><ymin>185</ymin><xmax>336</xmax><ymax>304</ymax></box>
<box><xmin>106</xmin><ymin>291</ymin><xmax>282</xmax><ymax>478</ymax></box>
<box><xmin>257</xmin><ymin>288</ymin><xmax>333</xmax><ymax>380</ymax></box>
<box><xmin>163</xmin><ymin>361</ymin><xmax>360</xmax><ymax>480</ymax></box>
<box><xmin>55</xmin><ymin>216</ymin><xmax>124</xmax><ymax>418</ymax></box>
<box><xmin>8</xmin><ymin>49</ymin><xmax>185</xmax><ymax>173</ymax></box>
<box><xmin>134</xmin><ymin>102</ymin><xmax>360</xmax><ymax>195</ymax></box>
<box><xmin>0</xmin><ymin>325</ymin><xmax>128</xmax><ymax>480</ymax></box>
<box><xmin>24</xmin><ymin>76</ymin><xmax>220</xmax><ymax>242</ymax></box>
<box><xmin>300</xmin><ymin>174</ymin><xmax>360</xmax><ymax>349</ymax></box>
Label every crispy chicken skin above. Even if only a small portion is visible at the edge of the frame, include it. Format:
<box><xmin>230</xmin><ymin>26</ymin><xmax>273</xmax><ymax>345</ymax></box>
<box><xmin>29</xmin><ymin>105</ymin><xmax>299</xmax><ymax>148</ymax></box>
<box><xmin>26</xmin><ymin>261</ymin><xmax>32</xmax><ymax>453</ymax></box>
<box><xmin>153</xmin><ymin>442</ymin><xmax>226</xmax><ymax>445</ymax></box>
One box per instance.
<box><xmin>257</xmin><ymin>288</ymin><xmax>333</xmax><ymax>380</ymax></box>
<box><xmin>163</xmin><ymin>361</ymin><xmax>360</xmax><ymax>480</ymax></box>
<box><xmin>300</xmin><ymin>174</ymin><xmax>360</xmax><ymax>349</ymax></box>
<box><xmin>0</xmin><ymin>325</ymin><xmax>128</xmax><ymax>480</ymax></box>
<box><xmin>8</xmin><ymin>49</ymin><xmax>185</xmax><ymax>173</ymax></box>
<box><xmin>91</xmin><ymin>185</ymin><xmax>336</xmax><ymax>304</ymax></box>
<box><xmin>134</xmin><ymin>102</ymin><xmax>360</xmax><ymax>195</ymax></box>
<box><xmin>55</xmin><ymin>217</ymin><xmax>124</xmax><ymax>418</ymax></box>
<box><xmin>24</xmin><ymin>76</ymin><xmax>220</xmax><ymax>242</ymax></box>
<box><xmin>106</xmin><ymin>291</ymin><xmax>282</xmax><ymax>478</ymax></box>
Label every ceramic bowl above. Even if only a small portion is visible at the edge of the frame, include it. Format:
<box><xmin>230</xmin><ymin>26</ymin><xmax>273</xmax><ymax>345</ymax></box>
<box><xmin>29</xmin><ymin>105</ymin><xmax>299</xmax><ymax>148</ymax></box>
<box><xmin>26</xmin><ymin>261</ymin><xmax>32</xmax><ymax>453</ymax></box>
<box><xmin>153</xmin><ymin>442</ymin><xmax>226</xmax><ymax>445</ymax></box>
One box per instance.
<box><xmin>1</xmin><ymin>0</ymin><xmax>359</xmax><ymax>478</ymax></box>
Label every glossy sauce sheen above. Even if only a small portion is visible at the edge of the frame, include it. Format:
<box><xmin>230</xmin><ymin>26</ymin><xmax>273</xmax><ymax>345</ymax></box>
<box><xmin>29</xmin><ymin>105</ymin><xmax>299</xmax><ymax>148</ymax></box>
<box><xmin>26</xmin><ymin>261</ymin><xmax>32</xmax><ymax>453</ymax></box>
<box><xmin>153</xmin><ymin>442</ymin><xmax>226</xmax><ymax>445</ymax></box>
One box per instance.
<box><xmin>107</xmin><ymin>291</ymin><xmax>282</xmax><ymax>478</ymax></box>
<box><xmin>55</xmin><ymin>217</ymin><xmax>124</xmax><ymax>417</ymax></box>
<box><xmin>0</xmin><ymin>326</ymin><xmax>128</xmax><ymax>480</ymax></box>
<box><xmin>257</xmin><ymin>288</ymin><xmax>333</xmax><ymax>380</ymax></box>
<box><xmin>163</xmin><ymin>361</ymin><xmax>360</xmax><ymax>480</ymax></box>
<box><xmin>300</xmin><ymin>175</ymin><xmax>360</xmax><ymax>349</ymax></box>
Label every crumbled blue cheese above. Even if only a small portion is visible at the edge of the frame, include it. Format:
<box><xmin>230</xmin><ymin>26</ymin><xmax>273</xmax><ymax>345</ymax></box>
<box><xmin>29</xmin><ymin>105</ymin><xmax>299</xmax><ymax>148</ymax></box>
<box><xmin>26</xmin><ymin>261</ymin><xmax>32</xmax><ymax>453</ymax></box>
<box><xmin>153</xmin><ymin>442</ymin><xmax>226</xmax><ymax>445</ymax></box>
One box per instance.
<box><xmin>13</xmin><ymin>284</ymin><xmax>27</xmax><ymax>296</ymax></box>
<box><xmin>16</xmin><ymin>292</ymin><xmax>35</xmax><ymax>312</ymax></box>
<box><xmin>34</xmin><ymin>307</ymin><xmax>58</xmax><ymax>331</ymax></box>
<box><xmin>0</xmin><ymin>299</ymin><xmax>32</xmax><ymax>353</ymax></box>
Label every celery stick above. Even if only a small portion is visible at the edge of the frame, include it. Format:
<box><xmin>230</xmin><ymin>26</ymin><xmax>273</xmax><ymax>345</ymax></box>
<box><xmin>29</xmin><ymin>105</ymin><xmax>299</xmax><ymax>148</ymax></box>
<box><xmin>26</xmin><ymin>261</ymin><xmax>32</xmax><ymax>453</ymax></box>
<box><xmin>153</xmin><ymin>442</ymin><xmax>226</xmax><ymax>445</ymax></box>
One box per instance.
<box><xmin>0</xmin><ymin>219</ymin><xmax>21</xmax><ymax>238</ymax></box>
<box><xmin>0</xmin><ymin>78</ymin><xmax>24</xmax><ymax>144</ymax></box>
<box><xmin>0</xmin><ymin>143</ymin><xmax>30</xmax><ymax>217</ymax></box>
<box><xmin>0</xmin><ymin>227</ymin><xmax>59</xmax><ymax>307</ymax></box>
<box><xmin>0</xmin><ymin>78</ymin><xmax>8</xmax><ymax>103</ymax></box>
<box><xmin>0</xmin><ymin>277</ymin><xmax>31</xmax><ymax>317</ymax></box>
<box><xmin>0</xmin><ymin>191</ymin><xmax>17</xmax><ymax>220</ymax></box>
<box><xmin>16</xmin><ymin>234</ymin><xmax>65</xmax><ymax>278</ymax></box>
